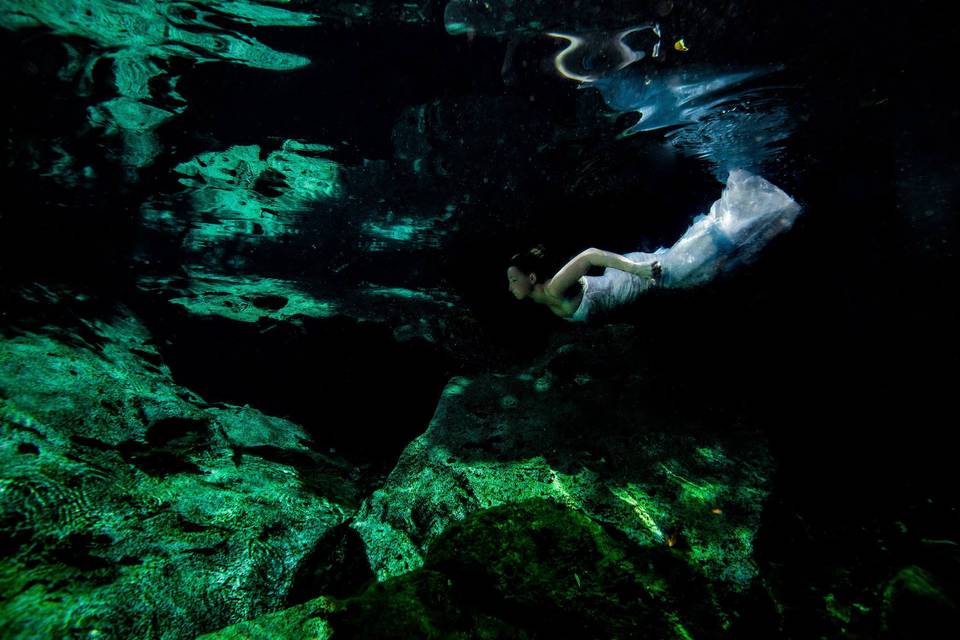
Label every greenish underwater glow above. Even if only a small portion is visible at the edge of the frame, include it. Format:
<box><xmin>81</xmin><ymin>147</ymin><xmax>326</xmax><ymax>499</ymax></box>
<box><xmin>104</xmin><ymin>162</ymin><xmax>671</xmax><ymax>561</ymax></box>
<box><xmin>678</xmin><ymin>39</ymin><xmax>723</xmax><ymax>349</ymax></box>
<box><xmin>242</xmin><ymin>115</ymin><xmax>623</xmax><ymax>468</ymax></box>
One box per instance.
<box><xmin>362</xmin><ymin>203</ymin><xmax>455</xmax><ymax>251</ymax></box>
<box><xmin>165</xmin><ymin>140</ymin><xmax>341</xmax><ymax>248</ymax></box>
<box><xmin>0</xmin><ymin>0</ymin><xmax>315</xmax><ymax>169</ymax></box>
<box><xmin>365</xmin><ymin>286</ymin><xmax>456</xmax><ymax>308</ymax></box>
<box><xmin>139</xmin><ymin>269</ymin><xmax>339</xmax><ymax>322</ymax></box>
<box><xmin>610</xmin><ymin>482</ymin><xmax>667</xmax><ymax>542</ymax></box>
<box><xmin>442</xmin><ymin>378</ymin><xmax>471</xmax><ymax>396</ymax></box>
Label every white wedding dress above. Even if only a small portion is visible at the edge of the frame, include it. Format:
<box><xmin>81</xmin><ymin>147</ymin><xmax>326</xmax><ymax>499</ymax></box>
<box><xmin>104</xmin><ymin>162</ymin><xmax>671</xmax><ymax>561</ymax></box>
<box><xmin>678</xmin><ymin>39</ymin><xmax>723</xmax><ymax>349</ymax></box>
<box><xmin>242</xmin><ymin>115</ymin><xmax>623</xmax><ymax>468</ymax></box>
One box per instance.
<box><xmin>569</xmin><ymin>170</ymin><xmax>801</xmax><ymax>322</ymax></box>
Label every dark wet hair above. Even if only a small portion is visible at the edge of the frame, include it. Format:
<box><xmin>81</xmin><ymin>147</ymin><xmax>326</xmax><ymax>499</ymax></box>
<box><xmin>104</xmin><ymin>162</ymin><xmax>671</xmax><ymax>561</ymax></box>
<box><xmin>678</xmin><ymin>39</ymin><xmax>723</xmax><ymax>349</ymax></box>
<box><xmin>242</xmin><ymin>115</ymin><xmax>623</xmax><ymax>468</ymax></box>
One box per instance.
<box><xmin>509</xmin><ymin>244</ymin><xmax>550</xmax><ymax>277</ymax></box>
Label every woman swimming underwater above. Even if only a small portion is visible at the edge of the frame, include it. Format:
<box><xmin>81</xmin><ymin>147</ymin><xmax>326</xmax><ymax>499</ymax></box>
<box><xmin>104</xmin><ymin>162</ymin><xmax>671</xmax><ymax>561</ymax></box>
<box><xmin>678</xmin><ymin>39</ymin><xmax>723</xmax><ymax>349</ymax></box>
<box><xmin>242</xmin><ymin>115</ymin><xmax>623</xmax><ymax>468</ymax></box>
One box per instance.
<box><xmin>507</xmin><ymin>170</ymin><xmax>801</xmax><ymax>323</ymax></box>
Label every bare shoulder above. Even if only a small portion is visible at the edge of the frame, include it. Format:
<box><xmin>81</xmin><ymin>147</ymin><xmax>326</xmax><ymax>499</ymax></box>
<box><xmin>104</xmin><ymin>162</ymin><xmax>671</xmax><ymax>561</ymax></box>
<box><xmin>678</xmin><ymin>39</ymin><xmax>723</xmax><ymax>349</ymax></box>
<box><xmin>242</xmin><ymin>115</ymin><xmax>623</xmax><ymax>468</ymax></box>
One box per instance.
<box><xmin>543</xmin><ymin>278</ymin><xmax>584</xmax><ymax>318</ymax></box>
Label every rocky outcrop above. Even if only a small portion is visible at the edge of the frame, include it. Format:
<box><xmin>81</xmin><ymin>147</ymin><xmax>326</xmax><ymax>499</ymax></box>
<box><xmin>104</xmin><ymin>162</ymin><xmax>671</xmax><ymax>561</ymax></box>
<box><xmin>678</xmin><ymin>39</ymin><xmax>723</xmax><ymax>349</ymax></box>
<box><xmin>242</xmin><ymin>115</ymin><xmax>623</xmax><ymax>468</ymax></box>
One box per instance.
<box><xmin>412</xmin><ymin>498</ymin><xmax>727</xmax><ymax>638</ymax></box>
<box><xmin>351</xmin><ymin>325</ymin><xmax>773</xmax><ymax>593</ymax></box>
<box><xmin>200</xmin><ymin>498</ymin><xmax>751</xmax><ymax>639</ymax></box>
<box><xmin>135</xmin><ymin>267</ymin><xmax>475</xmax><ymax>352</ymax></box>
<box><xmin>0</xmin><ymin>289</ymin><xmax>359</xmax><ymax>639</ymax></box>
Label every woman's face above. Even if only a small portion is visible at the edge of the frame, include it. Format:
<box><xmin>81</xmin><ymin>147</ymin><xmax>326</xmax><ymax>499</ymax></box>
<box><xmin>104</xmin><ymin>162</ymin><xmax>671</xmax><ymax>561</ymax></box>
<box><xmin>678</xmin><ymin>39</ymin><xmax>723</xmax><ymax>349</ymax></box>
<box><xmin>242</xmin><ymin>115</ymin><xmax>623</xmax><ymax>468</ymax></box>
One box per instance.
<box><xmin>507</xmin><ymin>266</ymin><xmax>534</xmax><ymax>300</ymax></box>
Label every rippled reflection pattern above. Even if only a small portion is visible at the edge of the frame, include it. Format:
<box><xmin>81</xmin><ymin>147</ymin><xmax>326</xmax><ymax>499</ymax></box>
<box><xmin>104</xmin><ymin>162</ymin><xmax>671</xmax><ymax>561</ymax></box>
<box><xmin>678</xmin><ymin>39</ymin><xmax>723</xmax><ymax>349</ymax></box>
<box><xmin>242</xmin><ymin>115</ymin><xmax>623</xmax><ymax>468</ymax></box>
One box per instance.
<box><xmin>590</xmin><ymin>64</ymin><xmax>794</xmax><ymax>178</ymax></box>
<box><xmin>547</xmin><ymin>24</ymin><xmax>661</xmax><ymax>83</ymax></box>
<box><xmin>440</xmin><ymin>0</ymin><xmax>797</xmax><ymax>180</ymax></box>
<box><xmin>0</xmin><ymin>0</ymin><xmax>314</xmax><ymax>171</ymax></box>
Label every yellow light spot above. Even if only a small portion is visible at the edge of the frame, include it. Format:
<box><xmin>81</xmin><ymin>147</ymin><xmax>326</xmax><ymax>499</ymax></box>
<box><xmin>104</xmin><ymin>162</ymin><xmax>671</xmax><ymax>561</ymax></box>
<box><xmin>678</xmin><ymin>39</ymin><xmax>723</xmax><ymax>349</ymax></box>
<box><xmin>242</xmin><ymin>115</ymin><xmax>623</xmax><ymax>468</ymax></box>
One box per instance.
<box><xmin>674</xmin><ymin>38</ymin><xmax>688</xmax><ymax>52</ymax></box>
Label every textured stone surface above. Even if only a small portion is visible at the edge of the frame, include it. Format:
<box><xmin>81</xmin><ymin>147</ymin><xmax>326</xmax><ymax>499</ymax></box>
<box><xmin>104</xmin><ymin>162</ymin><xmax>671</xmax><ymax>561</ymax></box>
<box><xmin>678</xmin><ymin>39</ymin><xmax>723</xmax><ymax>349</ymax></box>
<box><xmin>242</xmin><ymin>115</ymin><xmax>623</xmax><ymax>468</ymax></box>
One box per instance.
<box><xmin>0</xmin><ymin>287</ymin><xmax>358</xmax><ymax>639</ymax></box>
<box><xmin>0</xmin><ymin>0</ymin><xmax>440</xmax><ymax>173</ymax></box>
<box><xmin>351</xmin><ymin>325</ymin><xmax>773</xmax><ymax>595</ymax></box>
<box><xmin>154</xmin><ymin>140</ymin><xmax>342</xmax><ymax>248</ymax></box>
<box><xmin>0</xmin><ymin>0</ymin><xmax>318</xmax><ymax>171</ymax></box>
<box><xmin>134</xmin><ymin>267</ymin><xmax>484</xmax><ymax>356</ymax></box>
<box><xmin>201</xmin><ymin>499</ymin><xmax>745</xmax><ymax>639</ymax></box>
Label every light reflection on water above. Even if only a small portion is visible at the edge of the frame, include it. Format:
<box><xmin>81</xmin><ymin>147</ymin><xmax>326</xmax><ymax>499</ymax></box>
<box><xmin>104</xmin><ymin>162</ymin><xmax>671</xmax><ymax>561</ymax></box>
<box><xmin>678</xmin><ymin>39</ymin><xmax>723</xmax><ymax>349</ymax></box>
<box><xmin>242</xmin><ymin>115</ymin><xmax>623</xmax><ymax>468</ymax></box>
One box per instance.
<box><xmin>562</xmin><ymin>35</ymin><xmax>797</xmax><ymax>180</ymax></box>
<box><xmin>443</xmin><ymin>0</ymin><xmax>798</xmax><ymax>181</ymax></box>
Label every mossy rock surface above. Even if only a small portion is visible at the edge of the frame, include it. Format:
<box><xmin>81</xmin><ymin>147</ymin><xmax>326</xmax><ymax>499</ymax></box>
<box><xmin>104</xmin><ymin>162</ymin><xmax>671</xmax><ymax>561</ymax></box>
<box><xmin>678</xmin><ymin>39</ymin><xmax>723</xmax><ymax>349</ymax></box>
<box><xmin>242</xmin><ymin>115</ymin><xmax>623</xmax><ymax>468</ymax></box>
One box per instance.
<box><xmin>352</xmin><ymin>326</ymin><xmax>774</xmax><ymax>599</ymax></box>
<box><xmin>0</xmin><ymin>296</ymin><xmax>358</xmax><ymax>639</ymax></box>
<box><xmin>205</xmin><ymin>499</ymin><xmax>724</xmax><ymax>639</ymax></box>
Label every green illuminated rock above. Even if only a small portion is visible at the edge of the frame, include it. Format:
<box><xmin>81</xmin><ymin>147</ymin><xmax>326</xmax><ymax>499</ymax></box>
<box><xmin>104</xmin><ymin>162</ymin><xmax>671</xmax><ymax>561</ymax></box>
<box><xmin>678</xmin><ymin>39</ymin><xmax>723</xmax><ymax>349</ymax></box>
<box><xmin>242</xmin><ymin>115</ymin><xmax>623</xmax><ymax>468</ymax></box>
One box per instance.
<box><xmin>0</xmin><ymin>0</ymin><xmax>316</xmax><ymax>168</ymax></box>
<box><xmin>0</xmin><ymin>286</ymin><xmax>359</xmax><ymax>639</ymax></box>
<box><xmin>0</xmin><ymin>1</ymin><xmax>314</xmax><ymax>66</ymax></box>
<box><xmin>135</xmin><ymin>269</ymin><xmax>468</xmax><ymax>349</ymax></box>
<box><xmin>138</xmin><ymin>268</ymin><xmax>339</xmax><ymax>323</ymax></box>
<box><xmin>883</xmin><ymin>564</ymin><xmax>960</xmax><ymax>638</ymax></box>
<box><xmin>166</xmin><ymin>140</ymin><xmax>342</xmax><ymax>247</ymax></box>
<box><xmin>361</xmin><ymin>206</ymin><xmax>454</xmax><ymax>252</ymax></box>
<box><xmin>200</xmin><ymin>499</ymin><xmax>724</xmax><ymax>639</ymax></box>
<box><xmin>197</xmin><ymin>596</ymin><xmax>338</xmax><ymax>640</ymax></box>
<box><xmin>351</xmin><ymin>326</ymin><xmax>773</xmax><ymax>602</ymax></box>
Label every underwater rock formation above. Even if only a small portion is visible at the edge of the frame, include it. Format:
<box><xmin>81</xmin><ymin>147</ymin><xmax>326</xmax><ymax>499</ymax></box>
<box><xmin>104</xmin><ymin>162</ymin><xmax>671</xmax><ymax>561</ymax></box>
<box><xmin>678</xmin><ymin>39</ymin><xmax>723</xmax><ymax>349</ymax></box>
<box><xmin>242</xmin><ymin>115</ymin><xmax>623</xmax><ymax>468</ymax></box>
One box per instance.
<box><xmin>0</xmin><ymin>0</ymin><xmax>443</xmax><ymax>175</ymax></box>
<box><xmin>0</xmin><ymin>285</ymin><xmax>359</xmax><ymax>638</ymax></box>
<box><xmin>0</xmin><ymin>0</ymin><xmax>318</xmax><ymax>172</ymax></box>
<box><xmin>350</xmin><ymin>324</ymin><xmax>774</xmax><ymax>599</ymax></box>
<box><xmin>134</xmin><ymin>267</ymin><xmax>481</xmax><ymax>356</ymax></box>
<box><xmin>0</xmin><ymin>286</ymin><xmax>774</xmax><ymax>639</ymax></box>
<box><xmin>161</xmin><ymin>140</ymin><xmax>342</xmax><ymax>245</ymax></box>
<box><xmin>201</xmin><ymin>499</ymin><xmax>733</xmax><ymax>639</ymax></box>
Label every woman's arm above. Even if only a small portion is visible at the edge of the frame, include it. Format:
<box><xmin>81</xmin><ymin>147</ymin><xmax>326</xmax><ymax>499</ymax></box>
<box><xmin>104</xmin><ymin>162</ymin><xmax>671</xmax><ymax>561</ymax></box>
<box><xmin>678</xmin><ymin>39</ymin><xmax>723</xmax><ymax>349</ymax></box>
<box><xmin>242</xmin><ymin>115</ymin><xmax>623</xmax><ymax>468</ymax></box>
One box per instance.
<box><xmin>545</xmin><ymin>248</ymin><xmax>656</xmax><ymax>297</ymax></box>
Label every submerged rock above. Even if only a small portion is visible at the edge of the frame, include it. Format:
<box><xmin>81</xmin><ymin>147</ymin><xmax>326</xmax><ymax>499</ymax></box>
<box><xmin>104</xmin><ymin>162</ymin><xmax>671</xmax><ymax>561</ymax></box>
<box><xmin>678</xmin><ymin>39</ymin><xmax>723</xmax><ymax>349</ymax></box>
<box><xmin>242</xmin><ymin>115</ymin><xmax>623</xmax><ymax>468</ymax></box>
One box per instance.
<box><xmin>134</xmin><ymin>267</ymin><xmax>491</xmax><ymax>363</ymax></box>
<box><xmin>351</xmin><ymin>325</ymin><xmax>773</xmax><ymax>596</ymax></box>
<box><xmin>202</xmin><ymin>499</ymin><xmax>725</xmax><ymax>639</ymax></box>
<box><xmin>196</xmin><ymin>323</ymin><xmax>779</xmax><ymax>638</ymax></box>
<box><xmin>0</xmin><ymin>289</ymin><xmax>359</xmax><ymax>639</ymax></box>
<box><xmin>882</xmin><ymin>561</ymin><xmax>960</xmax><ymax>639</ymax></box>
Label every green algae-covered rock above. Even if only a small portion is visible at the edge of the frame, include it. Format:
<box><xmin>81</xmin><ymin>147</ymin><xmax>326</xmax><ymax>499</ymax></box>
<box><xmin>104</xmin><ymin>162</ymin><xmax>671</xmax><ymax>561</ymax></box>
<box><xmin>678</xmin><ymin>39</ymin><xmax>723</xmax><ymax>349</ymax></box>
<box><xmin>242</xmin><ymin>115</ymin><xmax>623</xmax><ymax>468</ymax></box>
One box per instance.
<box><xmin>0</xmin><ymin>289</ymin><xmax>359</xmax><ymax>639</ymax></box>
<box><xmin>164</xmin><ymin>140</ymin><xmax>342</xmax><ymax>248</ymax></box>
<box><xmin>882</xmin><ymin>563</ymin><xmax>960</xmax><ymax>639</ymax></box>
<box><xmin>201</xmin><ymin>499</ymin><xmax>722</xmax><ymax>639</ymax></box>
<box><xmin>351</xmin><ymin>325</ymin><xmax>774</xmax><ymax>604</ymax></box>
<box><xmin>0</xmin><ymin>1</ymin><xmax>435</xmax><ymax>171</ymax></box>
<box><xmin>197</xmin><ymin>595</ymin><xmax>339</xmax><ymax>640</ymax></box>
<box><xmin>135</xmin><ymin>267</ymin><xmax>476</xmax><ymax>353</ymax></box>
<box><xmin>0</xmin><ymin>0</ymin><xmax>316</xmax><ymax>169</ymax></box>
<box><xmin>421</xmin><ymin>498</ymin><xmax>721</xmax><ymax>639</ymax></box>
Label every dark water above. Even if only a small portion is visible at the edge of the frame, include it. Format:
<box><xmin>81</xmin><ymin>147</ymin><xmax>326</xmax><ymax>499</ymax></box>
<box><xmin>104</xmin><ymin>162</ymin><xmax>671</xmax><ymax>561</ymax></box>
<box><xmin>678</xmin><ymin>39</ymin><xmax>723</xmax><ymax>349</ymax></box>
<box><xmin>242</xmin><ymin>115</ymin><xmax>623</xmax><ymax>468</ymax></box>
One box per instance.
<box><xmin>0</xmin><ymin>1</ymin><xmax>955</xmax><ymax>637</ymax></box>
